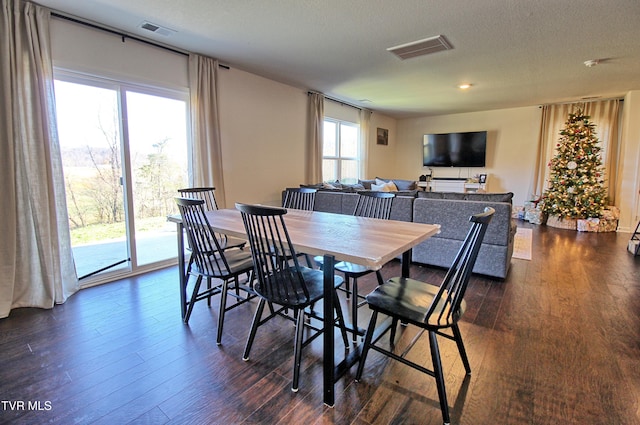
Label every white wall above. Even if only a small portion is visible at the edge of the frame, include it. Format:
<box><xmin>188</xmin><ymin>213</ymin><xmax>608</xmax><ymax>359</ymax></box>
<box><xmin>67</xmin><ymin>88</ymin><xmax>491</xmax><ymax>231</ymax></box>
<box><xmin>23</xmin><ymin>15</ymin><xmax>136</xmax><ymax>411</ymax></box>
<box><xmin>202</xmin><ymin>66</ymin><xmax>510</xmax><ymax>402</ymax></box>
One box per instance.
<box><xmin>217</xmin><ymin>68</ymin><xmax>308</xmax><ymax>207</ymax></box>
<box><xmin>51</xmin><ymin>18</ymin><xmax>188</xmax><ymax>90</ymax></box>
<box><xmin>368</xmin><ymin>112</ymin><xmax>398</xmax><ymax>179</ymax></box>
<box><xmin>396</xmin><ymin>107</ymin><xmax>542</xmax><ymax>207</ymax></box>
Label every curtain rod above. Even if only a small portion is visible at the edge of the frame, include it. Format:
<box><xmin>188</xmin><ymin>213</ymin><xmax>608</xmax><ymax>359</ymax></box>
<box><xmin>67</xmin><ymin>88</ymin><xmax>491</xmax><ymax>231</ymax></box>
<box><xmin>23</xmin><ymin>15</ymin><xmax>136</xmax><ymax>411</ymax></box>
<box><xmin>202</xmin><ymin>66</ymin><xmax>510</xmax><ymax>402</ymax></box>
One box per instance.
<box><xmin>50</xmin><ymin>11</ymin><xmax>230</xmax><ymax>69</ymax></box>
<box><xmin>540</xmin><ymin>97</ymin><xmax>624</xmax><ymax>108</ymax></box>
<box><xmin>308</xmin><ymin>91</ymin><xmax>362</xmax><ymax>111</ymax></box>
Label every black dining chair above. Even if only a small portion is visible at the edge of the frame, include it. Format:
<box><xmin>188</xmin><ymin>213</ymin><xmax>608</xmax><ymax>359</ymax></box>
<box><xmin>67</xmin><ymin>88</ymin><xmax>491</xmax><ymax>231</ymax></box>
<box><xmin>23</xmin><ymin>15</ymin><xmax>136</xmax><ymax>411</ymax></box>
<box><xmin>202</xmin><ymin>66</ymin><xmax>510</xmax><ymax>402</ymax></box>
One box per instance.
<box><xmin>282</xmin><ymin>187</ymin><xmax>317</xmax><ymax>211</ymax></box>
<box><xmin>355</xmin><ymin>207</ymin><xmax>495</xmax><ymax>425</ymax></box>
<box><xmin>236</xmin><ymin>203</ymin><xmax>349</xmax><ymax>392</ymax></box>
<box><xmin>178</xmin><ymin>187</ymin><xmax>247</xmax><ymax>285</ymax></box>
<box><xmin>316</xmin><ymin>191</ymin><xmax>396</xmax><ymax>342</ymax></box>
<box><xmin>178</xmin><ymin>187</ymin><xmax>246</xmax><ymax>252</ymax></box>
<box><xmin>178</xmin><ymin>186</ymin><xmax>219</xmax><ymax>211</ymax></box>
<box><xmin>175</xmin><ymin>197</ymin><xmax>255</xmax><ymax>345</ymax></box>
<box><xmin>282</xmin><ymin>187</ymin><xmax>317</xmax><ymax>267</ymax></box>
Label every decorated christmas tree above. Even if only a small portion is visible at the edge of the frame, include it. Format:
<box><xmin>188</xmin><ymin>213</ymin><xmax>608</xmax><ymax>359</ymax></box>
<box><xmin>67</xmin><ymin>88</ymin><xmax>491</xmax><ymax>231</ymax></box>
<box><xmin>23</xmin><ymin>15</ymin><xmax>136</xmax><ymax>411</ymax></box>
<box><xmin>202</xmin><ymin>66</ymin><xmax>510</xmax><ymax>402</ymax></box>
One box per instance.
<box><xmin>541</xmin><ymin>109</ymin><xmax>608</xmax><ymax>219</ymax></box>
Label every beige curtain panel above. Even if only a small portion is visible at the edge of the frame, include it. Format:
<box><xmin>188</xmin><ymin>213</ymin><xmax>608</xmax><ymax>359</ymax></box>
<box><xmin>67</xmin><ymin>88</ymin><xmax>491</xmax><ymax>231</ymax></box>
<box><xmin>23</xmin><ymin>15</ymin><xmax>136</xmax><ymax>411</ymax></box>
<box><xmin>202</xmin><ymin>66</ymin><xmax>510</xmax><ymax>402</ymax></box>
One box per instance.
<box><xmin>306</xmin><ymin>92</ymin><xmax>324</xmax><ymax>184</ymax></box>
<box><xmin>359</xmin><ymin>109</ymin><xmax>370</xmax><ymax>180</ymax></box>
<box><xmin>1</xmin><ymin>0</ymin><xmax>79</xmax><ymax>318</ymax></box>
<box><xmin>530</xmin><ymin>99</ymin><xmax>621</xmax><ymax>204</ymax></box>
<box><xmin>188</xmin><ymin>54</ymin><xmax>227</xmax><ymax>207</ymax></box>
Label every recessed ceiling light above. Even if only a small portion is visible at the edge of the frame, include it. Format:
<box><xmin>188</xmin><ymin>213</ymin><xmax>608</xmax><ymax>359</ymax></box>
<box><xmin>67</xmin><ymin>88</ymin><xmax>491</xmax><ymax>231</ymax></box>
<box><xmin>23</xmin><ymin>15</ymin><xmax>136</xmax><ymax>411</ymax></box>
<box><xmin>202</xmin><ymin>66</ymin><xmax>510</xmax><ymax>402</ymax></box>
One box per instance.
<box><xmin>458</xmin><ymin>83</ymin><xmax>472</xmax><ymax>89</ymax></box>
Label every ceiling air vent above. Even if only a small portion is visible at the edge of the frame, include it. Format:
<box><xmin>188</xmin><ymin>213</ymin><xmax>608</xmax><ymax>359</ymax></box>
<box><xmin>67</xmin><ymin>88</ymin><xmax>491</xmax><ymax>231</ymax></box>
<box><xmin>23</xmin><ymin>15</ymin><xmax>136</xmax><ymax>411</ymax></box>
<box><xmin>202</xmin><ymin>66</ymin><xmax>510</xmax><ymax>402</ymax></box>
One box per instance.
<box><xmin>387</xmin><ymin>35</ymin><xmax>453</xmax><ymax>60</ymax></box>
<box><xmin>139</xmin><ymin>21</ymin><xmax>176</xmax><ymax>37</ymax></box>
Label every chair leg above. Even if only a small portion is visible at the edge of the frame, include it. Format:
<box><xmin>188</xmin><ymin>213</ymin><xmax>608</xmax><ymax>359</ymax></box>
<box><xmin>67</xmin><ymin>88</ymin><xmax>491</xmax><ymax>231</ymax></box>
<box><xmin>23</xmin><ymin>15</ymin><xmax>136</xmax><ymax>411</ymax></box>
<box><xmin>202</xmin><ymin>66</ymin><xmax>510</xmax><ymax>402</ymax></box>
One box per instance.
<box><xmin>351</xmin><ymin>277</ymin><xmax>359</xmax><ymax>342</ymax></box>
<box><xmin>428</xmin><ymin>331</ymin><xmax>450</xmax><ymax>425</ymax></box>
<box><xmin>304</xmin><ymin>254</ymin><xmax>313</xmax><ymax>268</ymax></box>
<box><xmin>184</xmin><ymin>275</ymin><xmax>203</xmax><ymax>324</ymax></box>
<box><xmin>243</xmin><ymin>299</ymin><xmax>266</xmax><ymax>361</ymax></box>
<box><xmin>207</xmin><ymin>277</ymin><xmax>212</xmax><ymax>307</ymax></box>
<box><xmin>355</xmin><ymin>310</ymin><xmax>378</xmax><ymax>381</ymax></box>
<box><xmin>344</xmin><ymin>275</ymin><xmax>351</xmax><ymax>299</ymax></box>
<box><xmin>390</xmin><ymin>318</ymin><xmax>399</xmax><ymax>346</ymax></box>
<box><xmin>216</xmin><ymin>278</ymin><xmax>230</xmax><ymax>345</ymax></box>
<box><xmin>292</xmin><ymin>308</ymin><xmax>306</xmax><ymax>392</ymax></box>
<box><xmin>234</xmin><ymin>274</ymin><xmax>241</xmax><ymax>297</ymax></box>
<box><xmin>452</xmin><ymin>324</ymin><xmax>471</xmax><ymax>374</ymax></box>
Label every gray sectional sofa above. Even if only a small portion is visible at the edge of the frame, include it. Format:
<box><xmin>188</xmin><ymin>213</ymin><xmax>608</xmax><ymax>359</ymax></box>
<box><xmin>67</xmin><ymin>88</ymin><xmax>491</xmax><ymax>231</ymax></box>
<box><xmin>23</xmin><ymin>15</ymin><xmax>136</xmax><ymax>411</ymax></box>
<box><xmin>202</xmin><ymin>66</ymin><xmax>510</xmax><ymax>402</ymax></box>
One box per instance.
<box><xmin>285</xmin><ymin>189</ymin><xmax>516</xmax><ymax>279</ymax></box>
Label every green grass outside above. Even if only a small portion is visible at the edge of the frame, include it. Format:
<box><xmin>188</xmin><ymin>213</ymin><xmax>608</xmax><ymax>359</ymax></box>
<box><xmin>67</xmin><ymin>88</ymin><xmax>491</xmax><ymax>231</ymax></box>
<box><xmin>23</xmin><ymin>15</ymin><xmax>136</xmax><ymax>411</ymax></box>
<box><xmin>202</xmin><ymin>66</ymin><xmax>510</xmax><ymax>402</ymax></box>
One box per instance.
<box><xmin>70</xmin><ymin>216</ymin><xmax>169</xmax><ymax>245</ymax></box>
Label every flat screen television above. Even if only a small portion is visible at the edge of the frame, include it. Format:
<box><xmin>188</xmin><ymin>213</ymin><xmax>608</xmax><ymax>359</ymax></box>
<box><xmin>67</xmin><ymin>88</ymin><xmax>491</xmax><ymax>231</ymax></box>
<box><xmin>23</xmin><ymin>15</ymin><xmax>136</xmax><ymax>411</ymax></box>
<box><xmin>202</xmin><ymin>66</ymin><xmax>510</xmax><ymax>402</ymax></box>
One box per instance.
<box><xmin>422</xmin><ymin>131</ymin><xmax>487</xmax><ymax>167</ymax></box>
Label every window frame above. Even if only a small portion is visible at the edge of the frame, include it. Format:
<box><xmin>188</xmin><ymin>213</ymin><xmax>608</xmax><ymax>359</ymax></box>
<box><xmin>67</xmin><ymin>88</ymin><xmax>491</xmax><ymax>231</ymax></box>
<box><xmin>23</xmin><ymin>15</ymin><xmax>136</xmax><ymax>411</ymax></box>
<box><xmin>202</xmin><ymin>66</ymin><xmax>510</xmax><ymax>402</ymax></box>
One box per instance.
<box><xmin>322</xmin><ymin>117</ymin><xmax>361</xmax><ymax>183</ymax></box>
<box><xmin>53</xmin><ymin>68</ymin><xmax>192</xmax><ymax>286</ymax></box>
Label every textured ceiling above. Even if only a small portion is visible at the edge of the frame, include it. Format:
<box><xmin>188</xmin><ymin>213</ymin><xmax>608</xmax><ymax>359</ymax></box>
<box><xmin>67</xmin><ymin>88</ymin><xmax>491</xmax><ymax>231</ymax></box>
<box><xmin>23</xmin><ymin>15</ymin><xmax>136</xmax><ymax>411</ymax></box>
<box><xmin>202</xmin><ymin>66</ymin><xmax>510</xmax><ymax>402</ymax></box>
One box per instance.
<box><xmin>36</xmin><ymin>0</ymin><xmax>640</xmax><ymax>118</ymax></box>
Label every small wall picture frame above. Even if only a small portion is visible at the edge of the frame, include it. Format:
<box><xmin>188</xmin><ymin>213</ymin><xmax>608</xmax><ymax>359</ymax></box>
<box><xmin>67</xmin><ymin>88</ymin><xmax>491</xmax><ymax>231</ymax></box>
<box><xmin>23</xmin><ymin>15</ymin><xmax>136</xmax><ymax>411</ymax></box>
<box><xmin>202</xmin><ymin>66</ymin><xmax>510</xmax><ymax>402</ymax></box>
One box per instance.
<box><xmin>479</xmin><ymin>174</ymin><xmax>487</xmax><ymax>184</ymax></box>
<box><xmin>376</xmin><ymin>127</ymin><xmax>389</xmax><ymax>145</ymax></box>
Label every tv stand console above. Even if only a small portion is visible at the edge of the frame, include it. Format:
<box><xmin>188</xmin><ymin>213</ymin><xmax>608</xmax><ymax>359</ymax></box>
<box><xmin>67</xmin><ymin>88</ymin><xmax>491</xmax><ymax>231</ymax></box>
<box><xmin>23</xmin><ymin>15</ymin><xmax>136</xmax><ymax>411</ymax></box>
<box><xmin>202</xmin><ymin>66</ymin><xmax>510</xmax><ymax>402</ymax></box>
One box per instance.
<box><xmin>417</xmin><ymin>178</ymin><xmax>485</xmax><ymax>193</ymax></box>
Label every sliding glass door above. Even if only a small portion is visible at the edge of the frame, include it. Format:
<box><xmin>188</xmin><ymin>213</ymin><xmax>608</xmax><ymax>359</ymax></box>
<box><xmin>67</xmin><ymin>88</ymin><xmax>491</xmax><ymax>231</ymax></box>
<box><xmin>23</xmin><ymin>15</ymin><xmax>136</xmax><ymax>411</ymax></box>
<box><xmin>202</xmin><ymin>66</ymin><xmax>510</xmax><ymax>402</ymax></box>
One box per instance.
<box><xmin>54</xmin><ymin>74</ymin><xmax>189</xmax><ymax>285</ymax></box>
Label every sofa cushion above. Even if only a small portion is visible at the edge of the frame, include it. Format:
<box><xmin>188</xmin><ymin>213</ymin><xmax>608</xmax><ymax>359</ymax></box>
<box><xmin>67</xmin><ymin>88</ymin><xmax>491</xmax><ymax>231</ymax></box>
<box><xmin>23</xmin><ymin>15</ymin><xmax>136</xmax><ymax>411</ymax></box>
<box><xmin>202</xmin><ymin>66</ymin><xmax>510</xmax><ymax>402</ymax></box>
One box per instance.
<box><xmin>390</xmin><ymin>196</ymin><xmax>414</xmax><ymax>222</ymax></box>
<box><xmin>376</xmin><ymin>177</ymin><xmax>417</xmax><ymax>190</ymax></box>
<box><xmin>313</xmin><ymin>191</ymin><xmax>343</xmax><ymax>213</ymax></box>
<box><xmin>418</xmin><ymin>191</ymin><xmax>466</xmax><ymax>200</ymax></box>
<box><xmin>412</xmin><ymin>237</ymin><xmax>511</xmax><ymax>279</ymax></box>
<box><xmin>417</xmin><ymin>191</ymin><xmax>445</xmax><ymax>199</ymax></box>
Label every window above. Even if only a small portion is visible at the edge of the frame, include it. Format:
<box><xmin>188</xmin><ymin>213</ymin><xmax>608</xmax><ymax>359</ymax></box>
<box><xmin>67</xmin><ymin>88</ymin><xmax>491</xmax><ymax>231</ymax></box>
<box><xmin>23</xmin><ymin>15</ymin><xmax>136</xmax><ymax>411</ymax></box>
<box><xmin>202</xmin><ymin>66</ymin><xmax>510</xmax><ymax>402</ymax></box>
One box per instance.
<box><xmin>323</xmin><ymin>118</ymin><xmax>360</xmax><ymax>183</ymax></box>
<box><xmin>54</xmin><ymin>72</ymin><xmax>189</xmax><ymax>285</ymax></box>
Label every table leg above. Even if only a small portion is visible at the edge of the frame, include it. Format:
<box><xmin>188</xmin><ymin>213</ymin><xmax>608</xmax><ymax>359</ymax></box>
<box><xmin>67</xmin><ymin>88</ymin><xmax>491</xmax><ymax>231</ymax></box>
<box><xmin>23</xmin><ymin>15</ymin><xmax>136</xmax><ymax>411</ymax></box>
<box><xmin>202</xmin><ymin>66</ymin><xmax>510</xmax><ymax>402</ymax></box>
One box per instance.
<box><xmin>176</xmin><ymin>222</ymin><xmax>187</xmax><ymax>320</ymax></box>
<box><xmin>323</xmin><ymin>253</ymin><xmax>335</xmax><ymax>407</ymax></box>
<box><xmin>401</xmin><ymin>249</ymin><xmax>412</xmax><ymax>278</ymax></box>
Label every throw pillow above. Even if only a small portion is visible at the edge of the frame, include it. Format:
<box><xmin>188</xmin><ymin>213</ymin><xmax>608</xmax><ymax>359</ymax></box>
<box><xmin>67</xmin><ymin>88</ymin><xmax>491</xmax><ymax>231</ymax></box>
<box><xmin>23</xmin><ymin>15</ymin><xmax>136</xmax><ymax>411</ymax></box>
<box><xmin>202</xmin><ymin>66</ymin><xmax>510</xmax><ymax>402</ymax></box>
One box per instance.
<box><xmin>376</xmin><ymin>177</ymin><xmax>418</xmax><ymax>190</ymax></box>
<box><xmin>372</xmin><ymin>180</ymin><xmax>398</xmax><ymax>192</ymax></box>
<box><xmin>341</xmin><ymin>183</ymin><xmax>365</xmax><ymax>191</ymax></box>
<box><xmin>300</xmin><ymin>183</ymin><xmax>323</xmax><ymax>189</ymax></box>
<box><xmin>376</xmin><ymin>177</ymin><xmax>416</xmax><ymax>190</ymax></box>
<box><xmin>358</xmin><ymin>179</ymin><xmax>376</xmax><ymax>190</ymax></box>
<box><xmin>393</xmin><ymin>179</ymin><xmax>417</xmax><ymax>190</ymax></box>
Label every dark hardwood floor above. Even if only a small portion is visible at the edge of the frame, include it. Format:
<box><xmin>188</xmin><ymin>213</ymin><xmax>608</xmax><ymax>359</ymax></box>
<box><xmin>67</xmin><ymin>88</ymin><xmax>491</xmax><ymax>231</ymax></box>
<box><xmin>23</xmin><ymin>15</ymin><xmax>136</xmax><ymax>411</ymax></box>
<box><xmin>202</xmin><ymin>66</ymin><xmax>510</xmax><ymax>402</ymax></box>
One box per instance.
<box><xmin>1</xmin><ymin>223</ymin><xmax>639</xmax><ymax>424</ymax></box>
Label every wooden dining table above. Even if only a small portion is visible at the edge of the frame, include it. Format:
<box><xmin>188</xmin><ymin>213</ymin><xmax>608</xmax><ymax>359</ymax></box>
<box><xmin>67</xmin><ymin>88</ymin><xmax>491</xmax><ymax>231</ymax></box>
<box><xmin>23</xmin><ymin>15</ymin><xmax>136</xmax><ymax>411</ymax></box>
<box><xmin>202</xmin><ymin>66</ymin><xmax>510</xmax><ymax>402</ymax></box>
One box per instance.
<box><xmin>168</xmin><ymin>207</ymin><xmax>440</xmax><ymax>406</ymax></box>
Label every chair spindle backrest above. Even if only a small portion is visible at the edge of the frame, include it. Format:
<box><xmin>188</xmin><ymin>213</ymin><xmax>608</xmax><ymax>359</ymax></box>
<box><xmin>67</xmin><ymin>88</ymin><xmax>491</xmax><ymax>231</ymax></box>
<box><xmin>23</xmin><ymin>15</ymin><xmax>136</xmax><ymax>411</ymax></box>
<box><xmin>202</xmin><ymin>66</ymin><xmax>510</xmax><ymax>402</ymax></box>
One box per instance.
<box><xmin>178</xmin><ymin>187</ymin><xmax>232</xmax><ymax>248</ymax></box>
<box><xmin>236</xmin><ymin>203</ymin><xmax>311</xmax><ymax>305</ymax></box>
<box><xmin>353</xmin><ymin>191</ymin><xmax>395</xmax><ymax>219</ymax></box>
<box><xmin>425</xmin><ymin>207</ymin><xmax>495</xmax><ymax>326</ymax></box>
<box><xmin>177</xmin><ymin>187</ymin><xmax>219</xmax><ymax>211</ymax></box>
<box><xmin>175</xmin><ymin>197</ymin><xmax>231</xmax><ymax>277</ymax></box>
<box><xmin>282</xmin><ymin>187</ymin><xmax>317</xmax><ymax>211</ymax></box>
